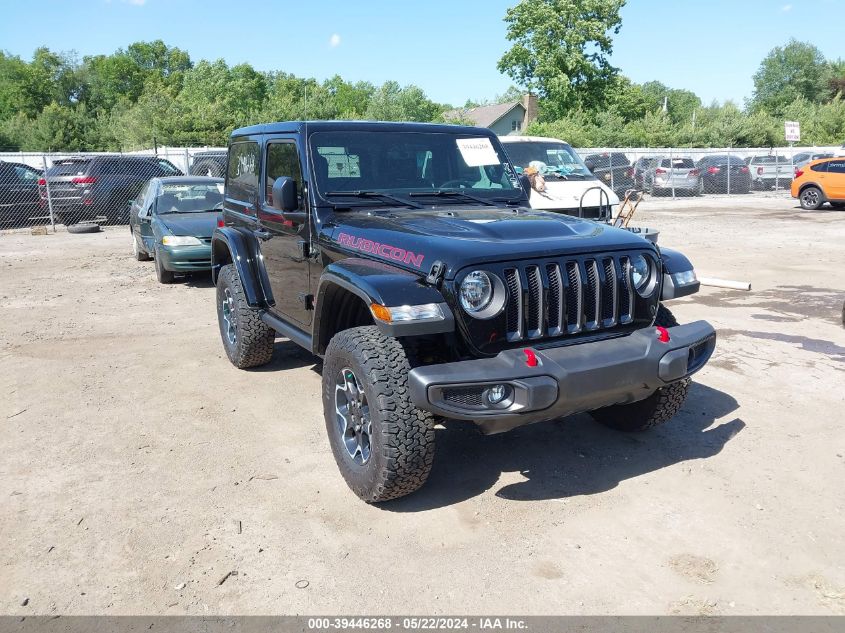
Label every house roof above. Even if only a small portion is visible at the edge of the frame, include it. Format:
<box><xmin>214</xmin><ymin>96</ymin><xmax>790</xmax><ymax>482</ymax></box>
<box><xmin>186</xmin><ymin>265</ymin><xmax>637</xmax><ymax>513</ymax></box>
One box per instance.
<box><xmin>446</xmin><ymin>101</ymin><xmax>524</xmax><ymax>128</ymax></box>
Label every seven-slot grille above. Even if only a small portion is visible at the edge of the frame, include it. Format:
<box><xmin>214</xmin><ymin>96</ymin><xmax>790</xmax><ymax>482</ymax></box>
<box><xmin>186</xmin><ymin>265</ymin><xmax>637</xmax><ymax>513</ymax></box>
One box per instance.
<box><xmin>504</xmin><ymin>255</ymin><xmax>636</xmax><ymax>342</ymax></box>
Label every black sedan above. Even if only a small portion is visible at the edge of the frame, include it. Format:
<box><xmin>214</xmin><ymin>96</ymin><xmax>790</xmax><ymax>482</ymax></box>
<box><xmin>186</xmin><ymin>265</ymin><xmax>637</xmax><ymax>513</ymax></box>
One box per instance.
<box><xmin>0</xmin><ymin>161</ymin><xmax>43</xmax><ymax>227</ymax></box>
<box><xmin>696</xmin><ymin>155</ymin><xmax>751</xmax><ymax>194</ymax></box>
<box><xmin>128</xmin><ymin>176</ymin><xmax>223</xmax><ymax>283</ymax></box>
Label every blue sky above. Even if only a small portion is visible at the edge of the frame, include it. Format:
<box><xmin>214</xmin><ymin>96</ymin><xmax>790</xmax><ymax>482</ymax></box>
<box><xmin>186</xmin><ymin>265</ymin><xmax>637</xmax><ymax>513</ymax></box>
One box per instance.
<box><xmin>0</xmin><ymin>0</ymin><xmax>842</xmax><ymax>107</ymax></box>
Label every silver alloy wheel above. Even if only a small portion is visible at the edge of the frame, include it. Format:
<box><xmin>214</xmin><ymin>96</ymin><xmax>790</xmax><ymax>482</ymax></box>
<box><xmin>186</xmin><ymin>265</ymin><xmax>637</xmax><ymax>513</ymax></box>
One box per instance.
<box><xmin>334</xmin><ymin>367</ymin><xmax>372</xmax><ymax>465</ymax></box>
<box><xmin>221</xmin><ymin>287</ymin><xmax>237</xmax><ymax>345</ymax></box>
<box><xmin>801</xmin><ymin>188</ymin><xmax>820</xmax><ymax>208</ymax></box>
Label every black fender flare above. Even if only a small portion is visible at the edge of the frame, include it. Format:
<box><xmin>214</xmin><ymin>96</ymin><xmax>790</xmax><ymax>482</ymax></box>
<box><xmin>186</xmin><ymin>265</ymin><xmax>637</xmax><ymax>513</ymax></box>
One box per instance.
<box><xmin>314</xmin><ymin>258</ymin><xmax>454</xmax><ymax>350</ymax></box>
<box><xmin>660</xmin><ymin>247</ymin><xmax>700</xmax><ymax>300</ymax></box>
<box><xmin>211</xmin><ymin>227</ymin><xmax>274</xmax><ymax>308</ymax></box>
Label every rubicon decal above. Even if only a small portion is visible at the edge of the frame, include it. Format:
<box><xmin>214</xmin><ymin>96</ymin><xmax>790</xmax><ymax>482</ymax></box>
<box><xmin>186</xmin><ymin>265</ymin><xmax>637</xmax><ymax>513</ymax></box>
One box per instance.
<box><xmin>337</xmin><ymin>232</ymin><xmax>425</xmax><ymax>268</ymax></box>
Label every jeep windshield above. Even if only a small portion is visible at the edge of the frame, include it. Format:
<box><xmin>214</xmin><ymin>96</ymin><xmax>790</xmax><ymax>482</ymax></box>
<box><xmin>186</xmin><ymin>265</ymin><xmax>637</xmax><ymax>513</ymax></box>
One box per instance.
<box><xmin>503</xmin><ymin>141</ymin><xmax>595</xmax><ymax>180</ymax></box>
<box><xmin>309</xmin><ymin>131</ymin><xmax>522</xmax><ymax>207</ymax></box>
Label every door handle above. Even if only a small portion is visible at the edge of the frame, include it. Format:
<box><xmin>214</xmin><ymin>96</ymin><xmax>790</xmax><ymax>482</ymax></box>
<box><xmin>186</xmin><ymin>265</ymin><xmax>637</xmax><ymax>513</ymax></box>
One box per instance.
<box><xmin>253</xmin><ymin>229</ymin><xmax>271</xmax><ymax>241</ymax></box>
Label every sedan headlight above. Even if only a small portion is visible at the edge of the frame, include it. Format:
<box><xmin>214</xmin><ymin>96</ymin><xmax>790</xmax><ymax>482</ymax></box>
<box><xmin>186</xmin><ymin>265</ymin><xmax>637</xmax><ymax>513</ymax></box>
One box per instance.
<box><xmin>162</xmin><ymin>235</ymin><xmax>202</xmax><ymax>246</ymax></box>
<box><xmin>459</xmin><ymin>271</ymin><xmax>493</xmax><ymax>314</ymax></box>
<box><xmin>630</xmin><ymin>254</ymin><xmax>656</xmax><ymax>296</ymax></box>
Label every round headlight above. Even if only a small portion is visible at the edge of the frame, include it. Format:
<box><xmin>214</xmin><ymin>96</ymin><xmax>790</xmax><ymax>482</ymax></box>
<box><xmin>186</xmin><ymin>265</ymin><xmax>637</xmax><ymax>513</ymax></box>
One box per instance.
<box><xmin>459</xmin><ymin>271</ymin><xmax>493</xmax><ymax>314</ymax></box>
<box><xmin>630</xmin><ymin>254</ymin><xmax>652</xmax><ymax>295</ymax></box>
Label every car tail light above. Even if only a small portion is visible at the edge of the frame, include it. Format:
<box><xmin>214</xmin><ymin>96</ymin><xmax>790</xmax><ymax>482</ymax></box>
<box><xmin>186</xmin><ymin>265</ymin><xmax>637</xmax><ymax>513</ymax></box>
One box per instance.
<box><xmin>689</xmin><ymin>169</ymin><xmax>700</xmax><ymax>177</ymax></box>
<box><xmin>72</xmin><ymin>176</ymin><xmax>97</xmax><ymax>184</ymax></box>
<box><xmin>655</xmin><ymin>168</ymin><xmax>667</xmax><ymax>175</ymax></box>
<box><xmin>38</xmin><ymin>178</ymin><xmax>46</xmax><ymax>186</ymax></box>
<box><xmin>707</xmin><ymin>166</ymin><xmax>720</xmax><ymax>174</ymax></box>
<box><xmin>756</xmin><ymin>167</ymin><xmax>764</xmax><ymax>175</ymax></box>
<box><xmin>740</xmin><ymin>166</ymin><xmax>749</xmax><ymax>173</ymax></box>
<box><xmin>795</xmin><ymin>169</ymin><xmax>804</xmax><ymax>178</ymax></box>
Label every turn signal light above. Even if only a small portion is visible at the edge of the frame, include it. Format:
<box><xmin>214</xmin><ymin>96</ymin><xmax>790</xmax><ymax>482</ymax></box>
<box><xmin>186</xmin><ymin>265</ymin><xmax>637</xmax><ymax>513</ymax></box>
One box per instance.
<box><xmin>656</xmin><ymin>326</ymin><xmax>670</xmax><ymax>343</ymax></box>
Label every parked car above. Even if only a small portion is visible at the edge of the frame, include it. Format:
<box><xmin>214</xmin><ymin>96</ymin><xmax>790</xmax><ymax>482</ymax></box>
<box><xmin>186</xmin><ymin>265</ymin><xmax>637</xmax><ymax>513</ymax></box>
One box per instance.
<box><xmin>150</xmin><ymin>157</ymin><xmax>184</xmax><ymax>176</ymax></box>
<box><xmin>211</xmin><ymin>120</ymin><xmax>714</xmax><ymax>502</ymax></box>
<box><xmin>631</xmin><ymin>156</ymin><xmax>657</xmax><ymax>189</ymax></box>
<box><xmin>129</xmin><ymin>176</ymin><xmax>224</xmax><ymax>282</ymax></box>
<box><xmin>582</xmin><ymin>152</ymin><xmax>634</xmax><ymax>197</ymax></box>
<box><xmin>0</xmin><ymin>161</ymin><xmax>43</xmax><ymax>227</ymax></box>
<box><xmin>791</xmin><ymin>152</ymin><xmax>833</xmax><ymax>169</ymax></box>
<box><xmin>791</xmin><ymin>157</ymin><xmax>845</xmax><ymax>210</ymax></box>
<box><xmin>695</xmin><ymin>155</ymin><xmax>751</xmax><ymax>194</ymax></box>
<box><xmin>189</xmin><ymin>151</ymin><xmax>227</xmax><ymax>177</ymax></box>
<box><xmin>498</xmin><ymin>135</ymin><xmax>618</xmax><ymax>218</ymax></box>
<box><xmin>39</xmin><ymin>155</ymin><xmax>171</xmax><ymax>225</ymax></box>
<box><xmin>747</xmin><ymin>155</ymin><xmax>793</xmax><ymax>190</ymax></box>
<box><xmin>642</xmin><ymin>157</ymin><xmax>701</xmax><ymax>196</ymax></box>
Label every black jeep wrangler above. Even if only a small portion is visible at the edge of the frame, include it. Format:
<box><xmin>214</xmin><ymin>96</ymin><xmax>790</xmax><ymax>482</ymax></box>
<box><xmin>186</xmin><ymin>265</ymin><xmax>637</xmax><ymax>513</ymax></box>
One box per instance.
<box><xmin>212</xmin><ymin>121</ymin><xmax>715</xmax><ymax>503</ymax></box>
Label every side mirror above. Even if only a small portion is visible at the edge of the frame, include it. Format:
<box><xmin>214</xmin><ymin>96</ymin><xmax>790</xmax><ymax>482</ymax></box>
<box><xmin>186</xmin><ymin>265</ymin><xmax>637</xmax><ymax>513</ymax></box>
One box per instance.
<box><xmin>518</xmin><ymin>174</ymin><xmax>532</xmax><ymax>196</ymax></box>
<box><xmin>272</xmin><ymin>177</ymin><xmax>298</xmax><ymax>212</ymax></box>
<box><xmin>584</xmin><ymin>160</ymin><xmax>596</xmax><ymax>172</ymax></box>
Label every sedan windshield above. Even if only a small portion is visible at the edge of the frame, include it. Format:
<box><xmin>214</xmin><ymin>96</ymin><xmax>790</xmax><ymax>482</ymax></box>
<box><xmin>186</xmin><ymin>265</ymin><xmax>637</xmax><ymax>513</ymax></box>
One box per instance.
<box><xmin>503</xmin><ymin>142</ymin><xmax>595</xmax><ymax>180</ymax></box>
<box><xmin>309</xmin><ymin>131</ymin><xmax>522</xmax><ymax>206</ymax></box>
<box><xmin>156</xmin><ymin>182</ymin><xmax>223</xmax><ymax>213</ymax></box>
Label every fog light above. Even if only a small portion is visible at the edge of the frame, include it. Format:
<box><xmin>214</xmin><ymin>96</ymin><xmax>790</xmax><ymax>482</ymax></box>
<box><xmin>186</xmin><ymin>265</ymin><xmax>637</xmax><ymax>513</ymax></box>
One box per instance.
<box><xmin>486</xmin><ymin>384</ymin><xmax>510</xmax><ymax>405</ymax></box>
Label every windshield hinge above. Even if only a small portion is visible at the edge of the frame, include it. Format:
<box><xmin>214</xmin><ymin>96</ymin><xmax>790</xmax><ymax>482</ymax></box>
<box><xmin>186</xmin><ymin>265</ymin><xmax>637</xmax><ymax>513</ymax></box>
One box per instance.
<box><xmin>425</xmin><ymin>260</ymin><xmax>446</xmax><ymax>286</ymax></box>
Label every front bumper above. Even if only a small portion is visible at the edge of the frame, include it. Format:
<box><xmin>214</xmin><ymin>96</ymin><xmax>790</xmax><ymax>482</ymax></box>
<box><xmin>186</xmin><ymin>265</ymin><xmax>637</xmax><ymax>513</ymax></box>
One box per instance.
<box><xmin>157</xmin><ymin>244</ymin><xmax>212</xmax><ymax>272</ymax></box>
<box><xmin>408</xmin><ymin>321</ymin><xmax>716</xmax><ymax>434</ymax></box>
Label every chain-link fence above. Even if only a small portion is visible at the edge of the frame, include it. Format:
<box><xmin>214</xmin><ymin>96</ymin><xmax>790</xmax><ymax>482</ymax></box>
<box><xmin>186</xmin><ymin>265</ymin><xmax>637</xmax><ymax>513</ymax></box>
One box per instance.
<box><xmin>574</xmin><ymin>146</ymin><xmax>843</xmax><ymax>200</ymax></box>
<box><xmin>2</xmin><ymin>144</ymin><xmax>843</xmax><ymax>231</ymax></box>
<box><xmin>0</xmin><ymin>147</ymin><xmax>225</xmax><ymax>230</ymax></box>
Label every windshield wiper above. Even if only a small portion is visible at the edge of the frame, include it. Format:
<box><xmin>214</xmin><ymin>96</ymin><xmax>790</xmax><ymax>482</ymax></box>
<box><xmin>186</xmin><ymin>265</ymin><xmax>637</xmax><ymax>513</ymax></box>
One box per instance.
<box><xmin>325</xmin><ymin>191</ymin><xmax>421</xmax><ymax>209</ymax></box>
<box><xmin>408</xmin><ymin>190</ymin><xmax>496</xmax><ymax>206</ymax></box>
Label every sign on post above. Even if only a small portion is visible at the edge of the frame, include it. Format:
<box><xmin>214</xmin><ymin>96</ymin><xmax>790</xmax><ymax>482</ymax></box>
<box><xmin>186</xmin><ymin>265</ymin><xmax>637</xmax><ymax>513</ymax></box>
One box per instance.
<box><xmin>785</xmin><ymin>121</ymin><xmax>801</xmax><ymax>142</ymax></box>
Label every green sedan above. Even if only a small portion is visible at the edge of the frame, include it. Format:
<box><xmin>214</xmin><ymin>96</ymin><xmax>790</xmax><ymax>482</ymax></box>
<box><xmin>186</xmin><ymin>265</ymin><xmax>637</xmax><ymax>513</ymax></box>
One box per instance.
<box><xmin>129</xmin><ymin>176</ymin><xmax>224</xmax><ymax>283</ymax></box>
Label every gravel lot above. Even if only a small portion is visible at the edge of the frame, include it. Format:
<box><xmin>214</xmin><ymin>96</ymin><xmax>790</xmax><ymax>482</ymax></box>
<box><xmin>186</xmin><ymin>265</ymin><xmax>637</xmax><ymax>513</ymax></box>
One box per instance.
<box><xmin>1</xmin><ymin>195</ymin><xmax>844</xmax><ymax>616</ymax></box>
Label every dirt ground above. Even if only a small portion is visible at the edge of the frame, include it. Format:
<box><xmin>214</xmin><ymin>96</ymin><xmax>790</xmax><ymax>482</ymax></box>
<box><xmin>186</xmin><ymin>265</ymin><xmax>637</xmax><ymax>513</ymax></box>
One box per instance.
<box><xmin>1</xmin><ymin>195</ymin><xmax>844</xmax><ymax>616</ymax></box>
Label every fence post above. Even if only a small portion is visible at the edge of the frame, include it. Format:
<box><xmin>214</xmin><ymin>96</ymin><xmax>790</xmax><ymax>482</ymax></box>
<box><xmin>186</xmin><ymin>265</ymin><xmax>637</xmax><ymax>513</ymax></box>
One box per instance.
<box><xmin>184</xmin><ymin>148</ymin><xmax>190</xmax><ymax>175</ymax></box>
<box><xmin>609</xmin><ymin>153</ymin><xmax>615</xmax><ymax>193</ymax></box>
<box><xmin>669</xmin><ymin>147</ymin><xmax>676</xmax><ymax>199</ymax></box>
<box><xmin>726</xmin><ymin>146</ymin><xmax>731</xmax><ymax>196</ymax></box>
<box><xmin>41</xmin><ymin>154</ymin><xmax>56</xmax><ymax>232</ymax></box>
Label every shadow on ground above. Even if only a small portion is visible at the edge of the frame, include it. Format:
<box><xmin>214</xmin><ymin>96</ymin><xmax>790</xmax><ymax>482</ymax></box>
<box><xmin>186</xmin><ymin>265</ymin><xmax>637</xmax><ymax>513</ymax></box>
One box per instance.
<box><xmin>385</xmin><ymin>382</ymin><xmax>743</xmax><ymax>512</ymax></box>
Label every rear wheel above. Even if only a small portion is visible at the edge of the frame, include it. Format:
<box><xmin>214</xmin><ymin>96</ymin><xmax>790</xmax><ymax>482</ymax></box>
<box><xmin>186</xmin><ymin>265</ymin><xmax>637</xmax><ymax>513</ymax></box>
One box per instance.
<box><xmin>322</xmin><ymin>326</ymin><xmax>435</xmax><ymax>503</ymax></box>
<box><xmin>590</xmin><ymin>305</ymin><xmax>690</xmax><ymax>432</ymax></box>
<box><xmin>799</xmin><ymin>186</ymin><xmax>824</xmax><ymax>210</ymax></box>
<box><xmin>215</xmin><ymin>264</ymin><xmax>275</xmax><ymax>368</ymax></box>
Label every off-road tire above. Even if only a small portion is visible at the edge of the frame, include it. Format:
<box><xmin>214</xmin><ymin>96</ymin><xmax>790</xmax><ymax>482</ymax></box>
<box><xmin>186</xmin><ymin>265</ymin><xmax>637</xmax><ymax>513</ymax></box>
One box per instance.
<box><xmin>132</xmin><ymin>232</ymin><xmax>151</xmax><ymax>261</ymax></box>
<box><xmin>590</xmin><ymin>305</ymin><xmax>690</xmax><ymax>432</ymax></box>
<box><xmin>154</xmin><ymin>247</ymin><xmax>176</xmax><ymax>283</ymax></box>
<box><xmin>216</xmin><ymin>263</ymin><xmax>275</xmax><ymax>368</ymax></box>
<box><xmin>322</xmin><ymin>326</ymin><xmax>435</xmax><ymax>503</ymax></box>
<box><xmin>799</xmin><ymin>186</ymin><xmax>824</xmax><ymax>210</ymax></box>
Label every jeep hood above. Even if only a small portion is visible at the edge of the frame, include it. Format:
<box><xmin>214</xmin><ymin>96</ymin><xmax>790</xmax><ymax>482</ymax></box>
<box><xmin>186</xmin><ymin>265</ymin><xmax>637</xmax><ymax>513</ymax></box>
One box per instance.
<box><xmin>325</xmin><ymin>207</ymin><xmax>655</xmax><ymax>279</ymax></box>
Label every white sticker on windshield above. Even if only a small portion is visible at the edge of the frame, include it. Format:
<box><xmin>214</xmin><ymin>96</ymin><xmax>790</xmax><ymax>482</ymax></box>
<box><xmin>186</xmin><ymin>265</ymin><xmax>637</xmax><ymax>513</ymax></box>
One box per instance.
<box><xmin>456</xmin><ymin>138</ymin><xmax>500</xmax><ymax>167</ymax></box>
<box><xmin>216</xmin><ymin>183</ymin><xmax>224</xmax><ymax>194</ymax></box>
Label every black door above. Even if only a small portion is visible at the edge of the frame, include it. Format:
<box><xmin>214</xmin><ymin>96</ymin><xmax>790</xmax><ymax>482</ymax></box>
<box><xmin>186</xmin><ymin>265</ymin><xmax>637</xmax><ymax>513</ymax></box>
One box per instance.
<box><xmin>258</xmin><ymin>138</ymin><xmax>312</xmax><ymax>327</ymax></box>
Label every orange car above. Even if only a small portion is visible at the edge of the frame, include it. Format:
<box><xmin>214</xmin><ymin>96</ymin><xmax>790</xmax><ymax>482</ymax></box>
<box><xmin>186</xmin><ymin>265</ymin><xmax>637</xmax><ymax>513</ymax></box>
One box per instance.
<box><xmin>791</xmin><ymin>157</ymin><xmax>845</xmax><ymax>210</ymax></box>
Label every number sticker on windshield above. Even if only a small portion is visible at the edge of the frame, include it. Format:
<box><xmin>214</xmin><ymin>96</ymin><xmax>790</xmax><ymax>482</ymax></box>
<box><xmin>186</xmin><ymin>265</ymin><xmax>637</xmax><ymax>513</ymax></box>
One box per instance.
<box><xmin>456</xmin><ymin>138</ymin><xmax>500</xmax><ymax>167</ymax></box>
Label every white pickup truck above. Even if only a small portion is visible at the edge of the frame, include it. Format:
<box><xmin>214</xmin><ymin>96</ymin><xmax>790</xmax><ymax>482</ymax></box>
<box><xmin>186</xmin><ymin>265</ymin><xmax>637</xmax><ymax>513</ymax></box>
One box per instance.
<box><xmin>747</xmin><ymin>155</ymin><xmax>793</xmax><ymax>190</ymax></box>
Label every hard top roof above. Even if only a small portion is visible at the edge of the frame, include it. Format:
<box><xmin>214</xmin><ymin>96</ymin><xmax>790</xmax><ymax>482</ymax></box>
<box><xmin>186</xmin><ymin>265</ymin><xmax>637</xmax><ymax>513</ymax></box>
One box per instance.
<box><xmin>231</xmin><ymin>120</ymin><xmax>493</xmax><ymax>138</ymax></box>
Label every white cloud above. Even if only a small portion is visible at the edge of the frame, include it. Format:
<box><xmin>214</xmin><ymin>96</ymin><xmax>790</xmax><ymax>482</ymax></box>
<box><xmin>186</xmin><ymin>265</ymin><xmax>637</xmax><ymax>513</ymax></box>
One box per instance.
<box><xmin>329</xmin><ymin>33</ymin><xmax>341</xmax><ymax>48</ymax></box>
<box><xmin>782</xmin><ymin>4</ymin><xmax>792</xmax><ymax>11</ymax></box>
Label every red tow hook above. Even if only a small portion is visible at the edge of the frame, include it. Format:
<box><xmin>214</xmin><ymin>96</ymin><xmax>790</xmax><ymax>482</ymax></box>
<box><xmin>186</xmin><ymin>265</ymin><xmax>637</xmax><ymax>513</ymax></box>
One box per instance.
<box><xmin>523</xmin><ymin>348</ymin><xmax>539</xmax><ymax>367</ymax></box>
<box><xmin>656</xmin><ymin>326</ymin><xmax>671</xmax><ymax>343</ymax></box>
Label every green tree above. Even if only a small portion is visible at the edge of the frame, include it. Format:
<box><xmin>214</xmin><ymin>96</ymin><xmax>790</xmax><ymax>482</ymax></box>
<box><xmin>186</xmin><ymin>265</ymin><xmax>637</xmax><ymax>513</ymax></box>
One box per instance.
<box><xmin>750</xmin><ymin>39</ymin><xmax>831</xmax><ymax>115</ymax></box>
<box><xmin>497</xmin><ymin>0</ymin><xmax>626</xmax><ymax>118</ymax></box>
